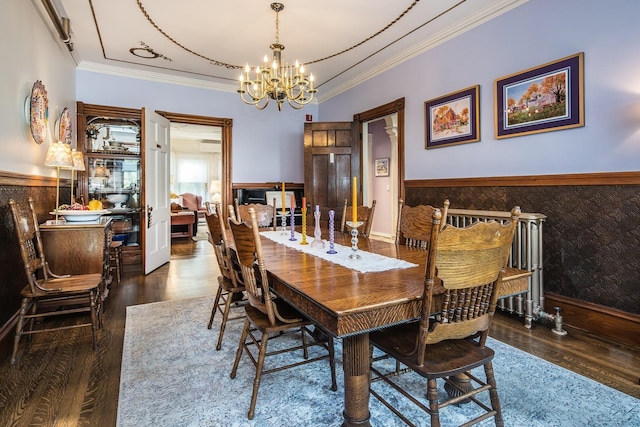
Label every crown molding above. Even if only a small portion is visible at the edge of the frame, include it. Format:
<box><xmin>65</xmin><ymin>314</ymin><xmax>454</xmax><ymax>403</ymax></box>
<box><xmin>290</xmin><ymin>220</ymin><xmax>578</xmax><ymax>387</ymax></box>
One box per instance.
<box><xmin>76</xmin><ymin>61</ymin><xmax>237</xmax><ymax>93</ymax></box>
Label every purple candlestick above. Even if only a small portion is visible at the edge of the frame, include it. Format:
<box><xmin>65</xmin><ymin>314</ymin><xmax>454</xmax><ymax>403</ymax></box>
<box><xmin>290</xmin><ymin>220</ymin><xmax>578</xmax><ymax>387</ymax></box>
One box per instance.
<box><xmin>327</xmin><ymin>210</ymin><xmax>337</xmax><ymax>254</ymax></box>
<box><xmin>289</xmin><ymin>207</ymin><xmax>297</xmax><ymax>241</ymax></box>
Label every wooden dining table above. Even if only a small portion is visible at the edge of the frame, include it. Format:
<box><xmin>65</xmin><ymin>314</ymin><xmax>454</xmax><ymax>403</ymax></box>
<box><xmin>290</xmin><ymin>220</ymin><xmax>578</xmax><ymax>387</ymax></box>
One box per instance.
<box><xmin>257</xmin><ymin>231</ymin><xmax>530</xmax><ymax>427</ymax></box>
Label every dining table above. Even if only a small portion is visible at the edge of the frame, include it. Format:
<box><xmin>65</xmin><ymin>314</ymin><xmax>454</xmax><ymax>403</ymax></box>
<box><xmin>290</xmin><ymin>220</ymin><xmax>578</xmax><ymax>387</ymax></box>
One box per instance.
<box><xmin>256</xmin><ymin>230</ymin><xmax>530</xmax><ymax>427</ymax></box>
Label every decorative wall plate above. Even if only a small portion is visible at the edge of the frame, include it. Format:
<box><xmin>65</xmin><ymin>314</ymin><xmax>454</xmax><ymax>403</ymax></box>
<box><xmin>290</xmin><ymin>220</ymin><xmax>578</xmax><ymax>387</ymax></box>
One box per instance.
<box><xmin>25</xmin><ymin>80</ymin><xmax>49</xmax><ymax>144</ymax></box>
<box><xmin>57</xmin><ymin>107</ymin><xmax>72</xmax><ymax>144</ymax></box>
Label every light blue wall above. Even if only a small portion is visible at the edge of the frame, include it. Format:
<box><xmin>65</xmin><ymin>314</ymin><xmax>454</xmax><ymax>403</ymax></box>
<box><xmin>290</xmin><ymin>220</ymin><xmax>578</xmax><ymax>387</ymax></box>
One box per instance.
<box><xmin>76</xmin><ymin>71</ymin><xmax>316</xmax><ymax>183</ymax></box>
<box><xmin>320</xmin><ymin>0</ymin><xmax>640</xmax><ymax>180</ymax></box>
<box><xmin>0</xmin><ymin>0</ymin><xmax>76</xmax><ymax>178</ymax></box>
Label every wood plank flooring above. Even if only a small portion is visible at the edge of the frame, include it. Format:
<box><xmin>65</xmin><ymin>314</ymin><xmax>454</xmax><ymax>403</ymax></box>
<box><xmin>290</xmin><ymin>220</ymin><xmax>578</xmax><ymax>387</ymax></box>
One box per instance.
<box><xmin>0</xmin><ymin>234</ymin><xmax>638</xmax><ymax>426</ymax></box>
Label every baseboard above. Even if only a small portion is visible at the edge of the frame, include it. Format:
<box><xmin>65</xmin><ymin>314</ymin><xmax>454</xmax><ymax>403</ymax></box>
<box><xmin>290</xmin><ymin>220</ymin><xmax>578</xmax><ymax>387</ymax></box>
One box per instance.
<box><xmin>545</xmin><ymin>292</ymin><xmax>640</xmax><ymax>349</ymax></box>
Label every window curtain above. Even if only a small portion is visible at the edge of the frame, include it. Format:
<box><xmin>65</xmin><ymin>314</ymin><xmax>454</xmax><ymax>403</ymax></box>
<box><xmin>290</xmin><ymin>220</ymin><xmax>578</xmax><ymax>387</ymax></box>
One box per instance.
<box><xmin>174</xmin><ymin>153</ymin><xmax>210</xmax><ymax>202</ymax></box>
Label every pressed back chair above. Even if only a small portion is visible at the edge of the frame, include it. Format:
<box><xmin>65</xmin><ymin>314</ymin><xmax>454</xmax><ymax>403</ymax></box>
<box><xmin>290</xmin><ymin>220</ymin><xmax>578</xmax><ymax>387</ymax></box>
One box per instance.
<box><xmin>370</xmin><ymin>206</ymin><xmax>521</xmax><ymax>427</ymax></box>
<box><xmin>340</xmin><ymin>199</ymin><xmax>377</xmax><ymax>237</ymax></box>
<box><xmin>228</xmin><ymin>208</ymin><xmax>337</xmax><ymax>419</ymax></box>
<box><xmin>233</xmin><ymin>197</ymin><xmax>276</xmax><ymax>230</ymax></box>
<box><xmin>204</xmin><ymin>203</ymin><xmax>246</xmax><ymax>350</ymax></box>
<box><xmin>395</xmin><ymin>199</ymin><xmax>450</xmax><ymax>249</ymax></box>
<box><xmin>8</xmin><ymin>198</ymin><xmax>104</xmax><ymax>364</ymax></box>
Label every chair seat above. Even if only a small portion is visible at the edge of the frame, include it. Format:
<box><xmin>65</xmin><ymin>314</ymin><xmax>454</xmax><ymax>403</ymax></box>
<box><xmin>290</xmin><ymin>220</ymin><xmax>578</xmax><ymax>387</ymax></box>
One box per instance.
<box><xmin>244</xmin><ymin>301</ymin><xmax>310</xmax><ymax>333</ymax></box>
<box><xmin>22</xmin><ymin>273</ymin><xmax>103</xmax><ymax>297</ymax></box>
<box><xmin>371</xmin><ymin>322</ymin><xmax>495</xmax><ymax>378</ymax></box>
<box><xmin>218</xmin><ymin>275</ymin><xmax>244</xmax><ymax>293</ymax></box>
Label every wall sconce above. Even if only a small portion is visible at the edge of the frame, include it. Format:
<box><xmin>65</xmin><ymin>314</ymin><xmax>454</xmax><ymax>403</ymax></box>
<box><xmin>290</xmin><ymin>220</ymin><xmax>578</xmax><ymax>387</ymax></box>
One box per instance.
<box><xmin>44</xmin><ymin>141</ymin><xmax>73</xmax><ymax>223</ymax></box>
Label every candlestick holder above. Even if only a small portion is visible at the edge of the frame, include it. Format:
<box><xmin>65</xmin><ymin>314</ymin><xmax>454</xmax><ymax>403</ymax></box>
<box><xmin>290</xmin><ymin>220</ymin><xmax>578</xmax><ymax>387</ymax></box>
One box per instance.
<box><xmin>278</xmin><ymin>211</ymin><xmax>288</xmax><ymax>235</ymax></box>
<box><xmin>300</xmin><ymin>209</ymin><xmax>308</xmax><ymax>245</ymax></box>
<box><xmin>346</xmin><ymin>221</ymin><xmax>363</xmax><ymax>259</ymax></box>
<box><xmin>310</xmin><ymin>210</ymin><xmax>325</xmax><ymax>249</ymax></box>
<box><xmin>327</xmin><ymin>210</ymin><xmax>337</xmax><ymax>254</ymax></box>
<box><xmin>289</xmin><ymin>208</ymin><xmax>297</xmax><ymax>241</ymax></box>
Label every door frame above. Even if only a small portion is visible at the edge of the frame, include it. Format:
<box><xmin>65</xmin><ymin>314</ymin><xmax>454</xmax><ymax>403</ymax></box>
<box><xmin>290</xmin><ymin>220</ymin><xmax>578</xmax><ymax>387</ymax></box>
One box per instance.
<box><xmin>354</xmin><ymin>98</ymin><xmax>405</xmax><ymax>238</ymax></box>
<box><xmin>155</xmin><ymin>111</ymin><xmax>233</xmax><ymax>213</ymax></box>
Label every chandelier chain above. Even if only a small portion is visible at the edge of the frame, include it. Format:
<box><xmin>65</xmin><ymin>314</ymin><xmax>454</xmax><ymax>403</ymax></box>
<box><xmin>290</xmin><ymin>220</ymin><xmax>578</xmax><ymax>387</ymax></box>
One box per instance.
<box><xmin>135</xmin><ymin>0</ymin><xmax>241</xmax><ymax>69</ymax></box>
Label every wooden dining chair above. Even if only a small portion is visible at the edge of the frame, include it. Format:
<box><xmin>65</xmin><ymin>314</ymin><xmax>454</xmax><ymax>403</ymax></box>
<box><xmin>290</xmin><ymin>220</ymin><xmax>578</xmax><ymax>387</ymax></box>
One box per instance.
<box><xmin>369</xmin><ymin>206</ymin><xmax>521</xmax><ymax>427</ymax></box>
<box><xmin>204</xmin><ymin>203</ymin><xmax>246</xmax><ymax>350</ymax></box>
<box><xmin>228</xmin><ymin>208</ymin><xmax>337</xmax><ymax>419</ymax></box>
<box><xmin>395</xmin><ymin>199</ymin><xmax>450</xmax><ymax>249</ymax></box>
<box><xmin>8</xmin><ymin>198</ymin><xmax>104</xmax><ymax>364</ymax></box>
<box><xmin>340</xmin><ymin>199</ymin><xmax>377</xmax><ymax>237</ymax></box>
<box><xmin>233</xmin><ymin>197</ymin><xmax>276</xmax><ymax>230</ymax></box>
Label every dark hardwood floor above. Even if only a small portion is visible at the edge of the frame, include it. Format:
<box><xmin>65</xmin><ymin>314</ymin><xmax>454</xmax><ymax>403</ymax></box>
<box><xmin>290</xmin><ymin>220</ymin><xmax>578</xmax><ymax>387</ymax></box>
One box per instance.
<box><xmin>1</xmin><ymin>233</ymin><xmax>638</xmax><ymax>426</ymax></box>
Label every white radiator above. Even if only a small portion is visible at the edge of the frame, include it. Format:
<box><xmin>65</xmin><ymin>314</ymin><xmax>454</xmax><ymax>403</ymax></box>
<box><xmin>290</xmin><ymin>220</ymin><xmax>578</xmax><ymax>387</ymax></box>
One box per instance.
<box><xmin>446</xmin><ymin>208</ymin><xmax>546</xmax><ymax>327</ymax></box>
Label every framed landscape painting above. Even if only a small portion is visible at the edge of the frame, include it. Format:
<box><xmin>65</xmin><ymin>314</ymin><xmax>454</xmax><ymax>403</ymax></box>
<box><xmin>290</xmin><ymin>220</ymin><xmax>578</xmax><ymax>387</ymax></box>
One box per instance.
<box><xmin>374</xmin><ymin>158</ymin><xmax>389</xmax><ymax>177</ymax></box>
<box><xmin>495</xmin><ymin>52</ymin><xmax>584</xmax><ymax>139</ymax></box>
<box><xmin>425</xmin><ymin>85</ymin><xmax>480</xmax><ymax>149</ymax></box>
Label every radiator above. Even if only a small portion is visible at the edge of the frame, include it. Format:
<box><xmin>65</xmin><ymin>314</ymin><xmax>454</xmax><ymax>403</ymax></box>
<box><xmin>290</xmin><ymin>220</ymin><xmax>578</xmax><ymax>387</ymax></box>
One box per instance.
<box><xmin>446</xmin><ymin>208</ymin><xmax>546</xmax><ymax>328</ymax></box>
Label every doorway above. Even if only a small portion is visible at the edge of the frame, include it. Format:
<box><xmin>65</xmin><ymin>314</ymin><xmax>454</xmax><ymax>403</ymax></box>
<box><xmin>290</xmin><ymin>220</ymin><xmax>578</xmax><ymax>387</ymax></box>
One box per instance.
<box><xmin>354</xmin><ymin>98</ymin><xmax>405</xmax><ymax>242</ymax></box>
<box><xmin>362</xmin><ymin>114</ymin><xmax>398</xmax><ymax>240</ymax></box>
<box><xmin>156</xmin><ymin>111</ymin><xmax>233</xmax><ymax>213</ymax></box>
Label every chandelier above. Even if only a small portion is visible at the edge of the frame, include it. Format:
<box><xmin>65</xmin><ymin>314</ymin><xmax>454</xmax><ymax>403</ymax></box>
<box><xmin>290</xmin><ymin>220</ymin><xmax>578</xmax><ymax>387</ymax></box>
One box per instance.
<box><xmin>238</xmin><ymin>3</ymin><xmax>316</xmax><ymax>111</ymax></box>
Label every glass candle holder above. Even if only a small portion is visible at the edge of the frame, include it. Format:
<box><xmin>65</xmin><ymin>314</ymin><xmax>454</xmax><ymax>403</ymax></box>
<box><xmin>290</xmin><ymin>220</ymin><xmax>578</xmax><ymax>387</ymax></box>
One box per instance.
<box><xmin>345</xmin><ymin>221</ymin><xmax>363</xmax><ymax>259</ymax></box>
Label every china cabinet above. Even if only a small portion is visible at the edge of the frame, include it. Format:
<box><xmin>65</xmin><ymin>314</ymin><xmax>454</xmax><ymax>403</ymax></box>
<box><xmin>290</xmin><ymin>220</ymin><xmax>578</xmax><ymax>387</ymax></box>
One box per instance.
<box><xmin>76</xmin><ymin>102</ymin><xmax>143</xmax><ymax>265</ymax></box>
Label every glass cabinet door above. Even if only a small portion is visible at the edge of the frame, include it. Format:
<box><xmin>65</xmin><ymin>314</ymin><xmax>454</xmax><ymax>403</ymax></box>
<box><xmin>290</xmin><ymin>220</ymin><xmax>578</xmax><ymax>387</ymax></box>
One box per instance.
<box><xmin>87</xmin><ymin>157</ymin><xmax>141</xmax><ymax>209</ymax></box>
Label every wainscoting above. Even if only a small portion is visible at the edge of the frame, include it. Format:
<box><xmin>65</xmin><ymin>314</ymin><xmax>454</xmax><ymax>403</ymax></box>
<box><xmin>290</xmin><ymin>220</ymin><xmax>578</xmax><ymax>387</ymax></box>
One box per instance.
<box><xmin>0</xmin><ymin>171</ymin><xmax>70</xmax><ymax>363</ymax></box>
<box><xmin>405</xmin><ymin>172</ymin><xmax>640</xmax><ymax>348</ymax></box>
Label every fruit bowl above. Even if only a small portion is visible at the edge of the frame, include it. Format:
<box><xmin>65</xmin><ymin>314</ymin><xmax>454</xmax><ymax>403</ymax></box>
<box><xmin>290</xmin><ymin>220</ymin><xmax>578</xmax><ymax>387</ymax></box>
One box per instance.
<box><xmin>51</xmin><ymin>209</ymin><xmax>110</xmax><ymax>222</ymax></box>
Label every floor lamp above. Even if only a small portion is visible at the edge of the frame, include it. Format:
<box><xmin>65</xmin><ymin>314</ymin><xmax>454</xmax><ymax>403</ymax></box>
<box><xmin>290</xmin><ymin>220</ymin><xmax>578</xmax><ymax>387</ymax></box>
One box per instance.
<box><xmin>44</xmin><ymin>141</ymin><xmax>73</xmax><ymax>223</ymax></box>
<box><xmin>70</xmin><ymin>149</ymin><xmax>86</xmax><ymax>204</ymax></box>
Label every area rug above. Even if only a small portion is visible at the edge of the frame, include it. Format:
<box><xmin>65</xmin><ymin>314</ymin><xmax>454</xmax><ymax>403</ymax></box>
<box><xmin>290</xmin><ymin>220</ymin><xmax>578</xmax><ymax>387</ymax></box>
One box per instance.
<box><xmin>117</xmin><ymin>297</ymin><xmax>640</xmax><ymax>427</ymax></box>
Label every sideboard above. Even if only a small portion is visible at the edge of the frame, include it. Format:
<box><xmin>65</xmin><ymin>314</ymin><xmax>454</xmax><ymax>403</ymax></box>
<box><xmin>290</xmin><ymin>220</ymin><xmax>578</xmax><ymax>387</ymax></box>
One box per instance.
<box><xmin>39</xmin><ymin>217</ymin><xmax>113</xmax><ymax>297</ymax></box>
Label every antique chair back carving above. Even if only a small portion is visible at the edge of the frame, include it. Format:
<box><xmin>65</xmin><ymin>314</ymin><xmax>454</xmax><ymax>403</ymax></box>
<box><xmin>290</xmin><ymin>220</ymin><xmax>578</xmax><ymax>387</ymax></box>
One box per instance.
<box><xmin>395</xmin><ymin>199</ymin><xmax>450</xmax><ymax>249</ymax></box>
<box><xmin>233</xmin><ymin>197</ymin><xmax>276</xmax><ymax>230</ymax></box>
<box><xmin>340</xmin><ymin>199</ymin><xmax>377</xmax><ymax>237</ymax></box>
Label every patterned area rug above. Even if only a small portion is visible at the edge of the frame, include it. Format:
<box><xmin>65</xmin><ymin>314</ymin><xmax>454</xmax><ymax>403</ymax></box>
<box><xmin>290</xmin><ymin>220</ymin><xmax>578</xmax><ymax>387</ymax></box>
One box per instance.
<box><xmin>117</xmin><ymin>297</ymin><xmax>640</xmax><ymax>427</ymax></box>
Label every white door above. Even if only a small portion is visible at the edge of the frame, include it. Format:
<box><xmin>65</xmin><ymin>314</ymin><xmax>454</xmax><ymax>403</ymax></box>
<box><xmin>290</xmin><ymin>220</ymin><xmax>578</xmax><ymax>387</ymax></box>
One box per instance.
<box><xmin>143</xmin><ymin>108</ymin><xmax>171</xmax><ymax>274</ymax></box>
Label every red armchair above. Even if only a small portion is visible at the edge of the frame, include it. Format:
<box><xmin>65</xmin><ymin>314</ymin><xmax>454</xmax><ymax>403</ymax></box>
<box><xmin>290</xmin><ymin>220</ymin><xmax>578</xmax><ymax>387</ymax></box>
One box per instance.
<box><xmin>179</xmin><ymin>193</ymin><xmax>207</xmax><ymax>219</ymax></box>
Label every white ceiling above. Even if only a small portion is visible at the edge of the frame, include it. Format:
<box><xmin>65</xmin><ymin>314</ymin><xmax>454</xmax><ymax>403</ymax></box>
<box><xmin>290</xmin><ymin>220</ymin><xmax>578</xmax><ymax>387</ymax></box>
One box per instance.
<box><xmin>56</xmin><ymin>0</ymin><xmax>527</xmax><ymax>101</ymax></box>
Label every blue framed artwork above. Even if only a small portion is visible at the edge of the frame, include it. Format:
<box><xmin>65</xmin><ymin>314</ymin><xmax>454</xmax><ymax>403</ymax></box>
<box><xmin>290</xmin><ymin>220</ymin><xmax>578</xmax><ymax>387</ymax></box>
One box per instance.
<box><xmin>495</xmin><ymin>52</ymin><xmax>584</xmax><ymax>139</ymax></box>
<box><xmin>425</xmin><ymin>85</ymin><xmax>480</xmax><ymax>149</ymax></box>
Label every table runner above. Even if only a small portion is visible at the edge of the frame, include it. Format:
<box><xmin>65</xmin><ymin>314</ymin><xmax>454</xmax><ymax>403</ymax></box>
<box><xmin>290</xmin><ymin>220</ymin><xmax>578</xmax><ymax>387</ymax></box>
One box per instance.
<box><xmin>260</xmin><ymin>230</ymin><xmax>418</xmax><ymax>273</ymax></box>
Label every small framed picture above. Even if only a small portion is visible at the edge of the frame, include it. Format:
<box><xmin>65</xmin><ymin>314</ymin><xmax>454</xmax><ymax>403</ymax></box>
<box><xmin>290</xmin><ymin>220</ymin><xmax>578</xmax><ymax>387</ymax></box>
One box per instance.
<box><xmin>374</xmin><ymin>158</ymin><xmax>389</xmax><ymax>177</ymax></box>
<box><xmin>425</xmin><ymin>85</ymin><xmax>480</xmax><ymax>149</ymax></box>
<box><xmin>495</xmin><ymin>52</ymin><xmax>584</xmax><ymax>139</ymax></box>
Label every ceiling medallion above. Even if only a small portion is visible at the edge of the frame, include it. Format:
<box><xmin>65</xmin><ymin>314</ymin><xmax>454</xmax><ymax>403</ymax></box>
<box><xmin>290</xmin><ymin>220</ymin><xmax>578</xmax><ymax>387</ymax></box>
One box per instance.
<box><xmin>238</xmin><ymin>3</ymin><xmax>316</xmax><ymax>111</ymax></box>
<box><xmin>130</xmin><ymin>41</ymin><xmax>172</xmax><ymax>61</ymax></box>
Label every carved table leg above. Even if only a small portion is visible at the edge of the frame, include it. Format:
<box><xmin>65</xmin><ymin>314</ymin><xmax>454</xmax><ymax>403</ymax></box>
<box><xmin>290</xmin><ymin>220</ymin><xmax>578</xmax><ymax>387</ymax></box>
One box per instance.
<box><xmin>342</xmin><ymin>333</ymin><xmax>371</xmax><ymax>427</ymax></box>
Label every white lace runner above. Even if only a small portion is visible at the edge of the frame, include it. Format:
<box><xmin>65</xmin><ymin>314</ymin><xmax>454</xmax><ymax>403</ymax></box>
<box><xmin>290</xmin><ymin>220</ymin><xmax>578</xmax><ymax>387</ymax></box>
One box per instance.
<box><xmin>260</xmin><ymin>230</ymin><xmax>418</xmax><ymax>273</ymax></box>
